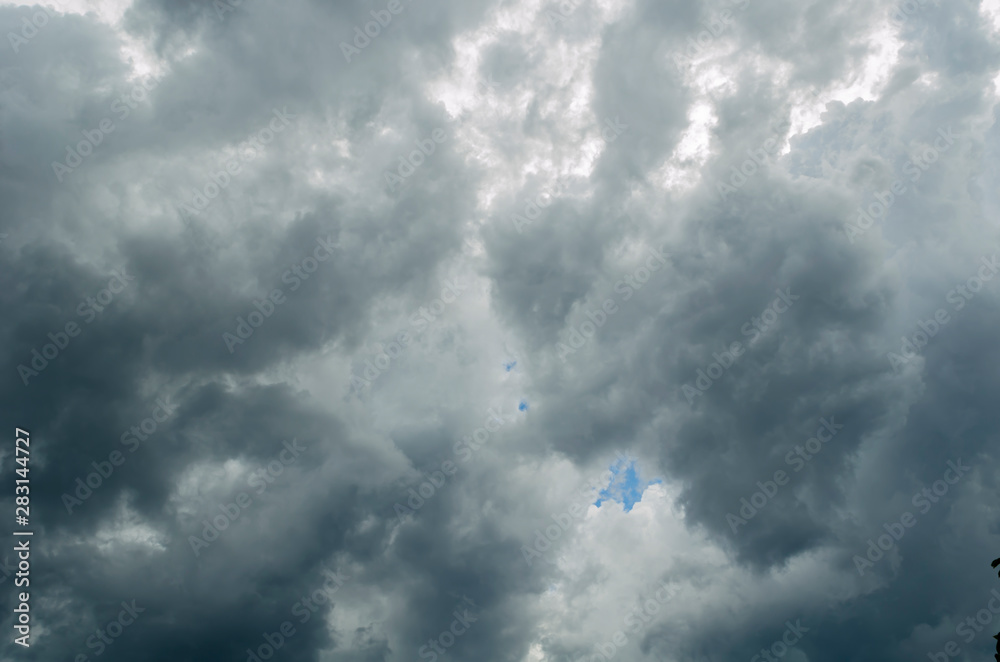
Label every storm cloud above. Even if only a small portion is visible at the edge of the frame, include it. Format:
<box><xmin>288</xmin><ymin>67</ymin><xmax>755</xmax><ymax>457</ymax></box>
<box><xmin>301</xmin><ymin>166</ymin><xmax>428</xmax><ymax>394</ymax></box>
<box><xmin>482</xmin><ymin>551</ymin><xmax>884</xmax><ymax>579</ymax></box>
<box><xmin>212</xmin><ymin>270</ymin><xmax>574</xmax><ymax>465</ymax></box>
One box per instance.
<box><xmin>2</xmin><ymin>0</ymin><xmax>1000</xmax><ymax>661</ymax></box>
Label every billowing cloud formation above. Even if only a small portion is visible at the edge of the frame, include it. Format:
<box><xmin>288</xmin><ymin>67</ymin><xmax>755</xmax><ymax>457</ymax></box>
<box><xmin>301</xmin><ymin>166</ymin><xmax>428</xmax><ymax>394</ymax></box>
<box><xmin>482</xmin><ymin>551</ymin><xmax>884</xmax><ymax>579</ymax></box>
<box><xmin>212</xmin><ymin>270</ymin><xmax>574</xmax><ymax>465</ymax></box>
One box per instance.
<box><xmin>1</xmin><ymin>0</ymin><xmax>1000</xmax><ymax>661</ymax></box>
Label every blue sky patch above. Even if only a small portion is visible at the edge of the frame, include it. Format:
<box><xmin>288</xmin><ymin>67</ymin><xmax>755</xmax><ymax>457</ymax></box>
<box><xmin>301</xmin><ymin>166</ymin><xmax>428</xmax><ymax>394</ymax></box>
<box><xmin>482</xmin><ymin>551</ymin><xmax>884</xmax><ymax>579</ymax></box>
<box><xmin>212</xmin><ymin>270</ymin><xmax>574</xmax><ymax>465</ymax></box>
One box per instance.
<box><xmin>595</xmin><ymin>458</ymin><xmax>662</xmax><ymax>512</ymax></box>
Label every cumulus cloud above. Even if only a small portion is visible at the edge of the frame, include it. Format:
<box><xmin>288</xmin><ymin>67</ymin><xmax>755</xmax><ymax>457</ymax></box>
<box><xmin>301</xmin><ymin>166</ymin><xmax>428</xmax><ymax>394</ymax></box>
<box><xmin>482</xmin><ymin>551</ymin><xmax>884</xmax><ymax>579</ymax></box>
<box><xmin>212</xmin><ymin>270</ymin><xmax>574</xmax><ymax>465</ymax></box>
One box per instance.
<box><xmin>2</xmin><ymin>0</ymin><xmax>1000</xmax><ymax>661</ymax></box>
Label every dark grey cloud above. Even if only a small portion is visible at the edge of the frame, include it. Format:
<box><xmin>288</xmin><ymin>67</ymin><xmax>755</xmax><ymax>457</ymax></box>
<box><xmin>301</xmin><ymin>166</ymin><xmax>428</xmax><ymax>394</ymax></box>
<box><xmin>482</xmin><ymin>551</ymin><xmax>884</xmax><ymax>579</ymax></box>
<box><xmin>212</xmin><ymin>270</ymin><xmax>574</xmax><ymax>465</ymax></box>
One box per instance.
<box><xmin>2</xmin><ymin>0</ymin><xmax>1000</xmax><ymax>661</ymax></box>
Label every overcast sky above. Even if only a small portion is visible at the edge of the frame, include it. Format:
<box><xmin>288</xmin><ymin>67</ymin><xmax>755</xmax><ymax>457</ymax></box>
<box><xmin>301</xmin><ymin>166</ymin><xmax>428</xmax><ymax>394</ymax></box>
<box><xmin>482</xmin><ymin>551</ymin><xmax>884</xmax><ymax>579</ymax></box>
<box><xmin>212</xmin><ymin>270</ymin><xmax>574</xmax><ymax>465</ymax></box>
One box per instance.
<box><xmin>2</xmin><ymin>0</ymin><xmax>1000</xmax><ymax>661</ymax></box>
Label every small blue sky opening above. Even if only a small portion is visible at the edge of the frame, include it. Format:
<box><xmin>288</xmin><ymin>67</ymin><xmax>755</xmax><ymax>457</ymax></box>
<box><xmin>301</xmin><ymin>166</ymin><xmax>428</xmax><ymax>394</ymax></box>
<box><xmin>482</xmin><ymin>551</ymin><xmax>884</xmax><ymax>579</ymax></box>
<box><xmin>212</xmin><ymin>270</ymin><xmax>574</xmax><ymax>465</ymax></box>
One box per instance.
<box><xmin>504</xmin><ymin>360</ymin><xmax>517</xmax><ymax>372</ymax></box>
<box><xmin>595</xmin><ymin>458</ymin><xmax>662</xmax><ymax>512</ymax></box>
<box><xmin>518</xmin><ymin>400</ymin><xmax>529</xmax><ymax>411</ymax></box>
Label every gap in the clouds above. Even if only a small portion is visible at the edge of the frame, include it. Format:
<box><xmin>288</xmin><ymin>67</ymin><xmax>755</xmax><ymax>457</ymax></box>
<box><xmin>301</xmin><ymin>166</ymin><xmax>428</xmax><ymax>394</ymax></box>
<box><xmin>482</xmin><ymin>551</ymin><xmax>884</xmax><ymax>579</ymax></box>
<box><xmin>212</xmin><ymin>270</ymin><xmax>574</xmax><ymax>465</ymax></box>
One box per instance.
<box><xmin>594</xmin><ymin>458</ymin><xmax>662</xmax><ymax>512</ymax></box>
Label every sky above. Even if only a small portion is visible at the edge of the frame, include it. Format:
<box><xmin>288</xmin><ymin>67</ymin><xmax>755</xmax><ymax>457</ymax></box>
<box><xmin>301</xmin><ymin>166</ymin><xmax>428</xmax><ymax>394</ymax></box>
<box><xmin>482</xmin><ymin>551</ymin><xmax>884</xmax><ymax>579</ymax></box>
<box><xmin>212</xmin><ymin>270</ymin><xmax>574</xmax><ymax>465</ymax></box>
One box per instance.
<box><xmin>2</xmin><ymin>0</ymin><xmax>1000</xmax><ymax>661</ymax></box>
